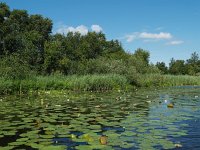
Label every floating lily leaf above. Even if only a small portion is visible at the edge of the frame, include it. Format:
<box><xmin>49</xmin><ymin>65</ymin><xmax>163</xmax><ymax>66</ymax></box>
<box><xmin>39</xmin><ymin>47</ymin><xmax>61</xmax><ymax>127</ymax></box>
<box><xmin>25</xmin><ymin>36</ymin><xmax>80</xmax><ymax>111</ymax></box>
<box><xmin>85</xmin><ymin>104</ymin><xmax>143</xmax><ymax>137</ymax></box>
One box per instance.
<box><xmin>75</xmin><ymin>145</ymin><xmax>93</xmax><ymax>150</ymax></box>
<box><xmin>26</xmin><ymin>143</ymin><xmax>44</xmax><ymax>149</ymax></box>
<box><xmin>0</xmin><ymin>134</ymin><xmax>4</xmax><ymax>138</ymax></box>
<box><xmin>120</xmin><ymin>142</ymin><xmax>134</xmax><ymax>149</ymax></box>
<box><xmin>40</xmin><ymin>134</ymin><xmax>54</xmax><ymax>139</ymax></box>
<box><xmin>38</xmin><ymin>141</ymin><xmax>53</xmax><ymax>146</ymax></box>
<box><xmin>120</xmin><ymin>131</ymin><xmax>137</xmax><ymax>137</ymax></box>
<box><xmin>56</xmin><ymin>134</ymin><xmax>70</xmax><ymax>138</ymax></box>
<box><xmin>88</xmin><ymin>125</ymin><xmax>101</xmax><ymax>130</ymax></box>
<box><xmin>16</xmin><ymin>138</ymin><xmax>29</xmax><ymax>142</ymax></box>
<box><xmin>76</xmin><ymin>144</ymin><xmax>112</xmax><ymax>150</ymax></box>
<box><xmin>44</xmin><ymin>127</ymin><xmax>55</xmax><ymax>131</ymax></box>
<box><xmin>3</xmin><ymin>131</ymin><xmax>16</xmax><ymax>136</ymax></box>
<box><xmin>8</xmin><ymin>141</ymin><xmax>26</xmax><ymax>146</ymax></box>
<box><xmin>41</xmin><ymin>146</ymin><xmax>67</xmax><ymax>150</ymax></box>
<box><xmin>0</xmin><ymin>146</ymin><xmax>15</xmax><ymax>150</ymax></box>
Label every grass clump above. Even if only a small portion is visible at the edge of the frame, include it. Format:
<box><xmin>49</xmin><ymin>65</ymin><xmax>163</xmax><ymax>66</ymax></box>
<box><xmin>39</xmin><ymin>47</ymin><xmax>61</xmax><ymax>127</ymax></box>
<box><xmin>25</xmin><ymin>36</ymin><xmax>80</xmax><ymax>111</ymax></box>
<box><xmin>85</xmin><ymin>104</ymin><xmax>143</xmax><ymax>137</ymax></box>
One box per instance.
<box><xmin>0</xmin><ymin>74</ymin><xmax>127</xmax><ymax>94</ymax></box>
<box><xmin>138</xmin><ymin>74</ymin><xmax>200</xmax><ymax>87</ymax></box>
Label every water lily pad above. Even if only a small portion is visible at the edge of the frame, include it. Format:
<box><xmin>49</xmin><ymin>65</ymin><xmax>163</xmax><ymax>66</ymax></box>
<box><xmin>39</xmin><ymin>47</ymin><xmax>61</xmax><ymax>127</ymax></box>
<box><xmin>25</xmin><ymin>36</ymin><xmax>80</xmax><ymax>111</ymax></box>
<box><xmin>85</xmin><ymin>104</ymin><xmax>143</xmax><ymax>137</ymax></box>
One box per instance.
<box><xmin>3</xmin><ymin>131</ymin><xmax>16</xmax><ymax>136</ymax></box>
<box><xmin>0</xmin><ymin>146</ymin><xmax>15</xmax><ymax>150</ymax></box>
<box><xmin>41</xmin><ymin>145</ymin><xmax>67</xmax><ymax>150</ymax></box>
<box><xmin>26</xmin><ymin>143</ymin><xmax>44</xmax><ymax>149</ymax></box>
<box><xmin>40</xmin><ymin>134</ymin><xmax>54</xmax><ymax>139</ymax></box>
<box><xmin>8</xmin><ymin>141</ymin><xmax>26</xmax><ymax>146</ymax></box>
<box><xmin>44</xmin><ymin>127</ymin><xmax>55</xmax><ymax>131</ymax></box>
<box><xmin>17</xmin><ymin>138</ymin><xmax>29</xmax><ymax>142</ymax></box>
<box><xmin>120</xmin><ymin>142</ymin><xmax>134</xmax><ymax>149</ymax></box>
<box><xmin>0</xmin><ymin>134</ymin><xmax>4</xmax><ymax>138</ymax></box>
<box><xmin>76</xmin><ymin>144</ymin><xmax>112</xmax><ymax>150</ymax></box>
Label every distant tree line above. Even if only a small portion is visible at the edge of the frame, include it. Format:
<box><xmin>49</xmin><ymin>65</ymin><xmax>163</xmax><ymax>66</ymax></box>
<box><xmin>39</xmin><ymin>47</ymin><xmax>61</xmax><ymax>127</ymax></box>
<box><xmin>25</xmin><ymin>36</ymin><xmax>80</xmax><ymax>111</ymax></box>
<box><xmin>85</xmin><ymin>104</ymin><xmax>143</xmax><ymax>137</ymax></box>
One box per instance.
<box><xmin>0</xmin><ymin>3</ymin><xmax>199</xmax><ymax>81</ymax></box>
<box><xmin>156</xmin><ymin>52</ymin><xmax>200</xmax><ymax>75</ymax></box>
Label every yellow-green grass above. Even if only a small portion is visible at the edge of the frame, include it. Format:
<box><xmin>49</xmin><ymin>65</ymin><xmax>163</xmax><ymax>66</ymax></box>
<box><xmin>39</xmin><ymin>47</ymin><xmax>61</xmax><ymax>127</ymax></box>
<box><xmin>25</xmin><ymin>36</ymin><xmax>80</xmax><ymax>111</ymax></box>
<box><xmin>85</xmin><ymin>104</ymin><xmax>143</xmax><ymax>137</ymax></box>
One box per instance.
<box><xmin>0</xmin><ymin>74</ymin><xmax>127</xmax><ymax>94</ymax></box>
<box><xmin>138</xmin><ymin>74</ymin><xmax>200</xmax><ymax>87</ymax></box>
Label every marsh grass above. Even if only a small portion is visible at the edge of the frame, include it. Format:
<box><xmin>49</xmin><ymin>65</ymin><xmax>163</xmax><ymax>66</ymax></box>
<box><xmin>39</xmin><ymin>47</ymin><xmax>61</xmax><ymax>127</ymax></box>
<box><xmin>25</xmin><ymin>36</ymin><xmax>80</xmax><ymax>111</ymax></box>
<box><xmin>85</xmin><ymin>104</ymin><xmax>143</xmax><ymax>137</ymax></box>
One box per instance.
<box><xmin>138</xmin><ymin>74</ymin><xmax>200</xmax><ymax>87</ymax></box>
<box><xmin>0</xmin><ymin>74</ymin><xmax>127</xmax><ymax>94</ymax></box>
<box><xmin>1</xmin><ymin>73</ymin><xmax>200</xmax><ymax>95</ymax></box>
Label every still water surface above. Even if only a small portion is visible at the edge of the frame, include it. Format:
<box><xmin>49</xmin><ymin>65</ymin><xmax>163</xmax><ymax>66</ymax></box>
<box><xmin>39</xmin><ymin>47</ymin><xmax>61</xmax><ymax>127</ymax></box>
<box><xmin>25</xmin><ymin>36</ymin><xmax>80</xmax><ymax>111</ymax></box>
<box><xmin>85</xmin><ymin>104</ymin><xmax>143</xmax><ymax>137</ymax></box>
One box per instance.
<box><xmin>0</xmin><ymin>87</ymin><xmax>200</xmax><ymax>150</ymax></box>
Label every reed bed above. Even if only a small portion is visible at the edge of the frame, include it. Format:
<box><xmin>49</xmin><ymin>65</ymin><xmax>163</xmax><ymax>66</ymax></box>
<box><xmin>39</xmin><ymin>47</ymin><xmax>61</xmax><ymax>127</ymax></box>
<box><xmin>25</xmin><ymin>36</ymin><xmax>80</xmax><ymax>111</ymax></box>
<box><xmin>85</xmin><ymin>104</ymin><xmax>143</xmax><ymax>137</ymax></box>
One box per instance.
<box><xmin>0</xmin><ymin>74</ymin><xmax>127</xmax><ymax>94</ymax></box>
<box><xmin>138</xmin><ymin>74</ymin><xmax>200</xmax><ymax>87</ymax></box>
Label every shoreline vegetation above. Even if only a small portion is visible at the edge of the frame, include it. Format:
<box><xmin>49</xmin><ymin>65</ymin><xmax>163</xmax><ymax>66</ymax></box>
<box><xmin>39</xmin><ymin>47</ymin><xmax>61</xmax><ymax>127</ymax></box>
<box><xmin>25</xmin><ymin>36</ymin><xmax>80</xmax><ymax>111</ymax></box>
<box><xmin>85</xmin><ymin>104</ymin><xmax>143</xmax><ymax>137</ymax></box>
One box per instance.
<box><xmin>1</xmin><ymin>74</ymin><xmax>200</xmax><ymax>95</ymax></box>
<box><xmin>0</xmin><ymin>3</ymin><xmax>200</xmax><ymax>95</ymax></box>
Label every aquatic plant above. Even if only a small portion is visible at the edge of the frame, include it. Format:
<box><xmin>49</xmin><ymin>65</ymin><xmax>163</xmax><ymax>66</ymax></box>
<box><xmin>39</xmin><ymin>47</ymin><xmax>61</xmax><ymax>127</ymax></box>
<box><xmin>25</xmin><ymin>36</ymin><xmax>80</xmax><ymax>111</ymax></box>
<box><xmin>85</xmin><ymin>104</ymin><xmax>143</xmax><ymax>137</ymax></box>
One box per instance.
<box><xmin>138</xmin><ymin>74</ymin><xmax>200</xmax><ymax>87</ymax></box>
<box><xmin>0</xmin><ymin>74</ymin><xmax>127</xmax><ymax>94</ymax></box>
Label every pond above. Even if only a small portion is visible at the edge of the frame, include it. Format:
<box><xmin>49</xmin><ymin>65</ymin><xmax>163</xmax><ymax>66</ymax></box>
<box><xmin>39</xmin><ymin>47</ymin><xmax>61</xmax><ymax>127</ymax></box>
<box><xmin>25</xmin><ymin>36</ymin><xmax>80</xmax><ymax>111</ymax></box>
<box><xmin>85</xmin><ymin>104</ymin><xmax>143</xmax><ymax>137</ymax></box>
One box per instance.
<box><xmin>0</xmin><ymin>87</ymin><xmax>200</xmax><ymax>150</ymax></box>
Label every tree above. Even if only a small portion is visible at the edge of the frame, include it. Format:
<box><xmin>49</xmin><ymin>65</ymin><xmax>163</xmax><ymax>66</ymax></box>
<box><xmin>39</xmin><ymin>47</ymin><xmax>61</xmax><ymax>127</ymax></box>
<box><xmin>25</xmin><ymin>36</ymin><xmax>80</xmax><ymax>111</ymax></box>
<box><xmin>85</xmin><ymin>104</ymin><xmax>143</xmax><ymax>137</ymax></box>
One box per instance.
<box><xmin>169</xmin><ymin>58</ymin><xmax>186</xmax><ymax>75</ymax></box>
<box><xmin>0</xmin><ymin>3</ymin><xmax>10</xmax><ymax>55</ymax></box>
<box><xmin>28</xmin><ymin>15</ymin><xmax>52</xmax><ymax>40</ymax></box>
<box><xmin>21</xmin><ymin>31</ymin><xmax>44</xmax><ymax>68</ymax></box>
<box><xmin>185</xmin><ymin>52</ymin><xmax>200</xmax><ymax>75</ymax></box>
<box><xmin>134</xmin><ymin>48</ymin><xmax>150</xmax><ymax>65</ymax></box>
<box><xmin>44</xmin><ymin>39</ymin><xmax>69</xmax><ymax>74</ymax></box>
<box><xmin>7</xmin><ymin>9</ymin><xmax>29</xmax><ymax>32</ymax></box>
<box><xmin>82</xmin><ymin>32</ymin><xmax>106</xmax><ymax>59</ymax></box>
<box><xmin>187</xmin><ymin>52</ymin><xmax>199</xmax><ymax>64</ymax></box>
<box><xmin>0</xmin><ymin>2</ymin><xmax>10</xmax><ymax>23</ymax></box>
<box><xmin>156</xmin><ymin>62</ymin><xmax>168</xmax><ymax>74</ymax></box>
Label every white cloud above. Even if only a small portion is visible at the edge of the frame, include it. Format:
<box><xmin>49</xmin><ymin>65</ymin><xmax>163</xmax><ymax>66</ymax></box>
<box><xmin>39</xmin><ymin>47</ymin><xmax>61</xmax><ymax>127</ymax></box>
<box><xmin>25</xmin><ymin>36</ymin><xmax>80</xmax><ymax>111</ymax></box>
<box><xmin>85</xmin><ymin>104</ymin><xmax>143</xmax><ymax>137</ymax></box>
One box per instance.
<box><xmin>55</xmin><ymin>24</ymin><xmax>88</xmax><ymax>35</ymax></box>
<box><xmin>55</xmin><ymin>24</ymin><xmax>68</xmax><ymax>34</ymax></box>
<box><xmin>124</xmin><ymin>32</ymin><xmax>173</xmax><ymax>42</ymax></box>
<box><xmin>139</xmin><ymin>32</ymin><xmax>172</xmax><ymax>39</ymax></box>
<box><xmin>91</xmin><ymin>25</ymin><xmax>103</xmax><ymax>33</ymax></box>
<box><xmin>72</xmin><ymin>25</ymin><xmax>88</xmax><ymax>35</ymax></box>
<box><xmin>55</xmin><ymin>23</ymin><xmax>103</xmax><ymax>35</ymax></box>
<box><xmin>125</xmin><ymin>34</ymin><xmax>136</xmax><ymax>42</ymax></box>
<box><xmin>167</xmin><ymin>40</ymin><xmax>184</xmax><ymax>45</ymax></box>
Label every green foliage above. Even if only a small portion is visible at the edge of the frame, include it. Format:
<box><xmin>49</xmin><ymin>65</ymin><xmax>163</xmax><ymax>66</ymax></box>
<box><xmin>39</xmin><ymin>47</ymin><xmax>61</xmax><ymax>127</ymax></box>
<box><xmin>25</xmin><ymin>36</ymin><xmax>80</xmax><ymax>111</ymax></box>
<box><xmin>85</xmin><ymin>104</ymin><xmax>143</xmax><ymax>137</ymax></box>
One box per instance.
<box><xmin>28</xmin><ymin>14</ymin><xmax>52</xmax><ymax>39</ymax></box>
<box><xmin>169</xmin><ymin>59</ymin><xmax>186</xmax><ymax>75</ymax></box>
<box><xmin>168</xmin><ymin>54</ymin><xmax>200</xmax><ymax>76</ymax></box>
<box><xmin>44</xmin><ymin>40</ymin><xmax>65</xmax><ymax>74</ymax></box>
<box><xmin>134</xmin><ymin>48</ymin><xmax>150</xmax><ymax>65</ymax></box>
<box><xmin>0</xmin><ymin>3</ymin><xmax>10</xmax><ymax>23</ymax></box>
<box><xmin>156</xmin><ymin>62</ymin><xmax>168</xmax><ymax>74</ymax></box>
<box><xmin>138</xmin><ymin>74</ymin><xmax>200</xmax><ymax>87</ymax></box>
<box><xmin>0</xmin><ymin>54</ymin><xmax>34</xmax><ymax>80</ymax></box>
<box><xmin>185</xmin><ymin>52</ymin><xmax>200</xmax><ymax>75</ymax></box>
<box><xmin>0</xmin><ymin>3</ymin><xmax>52</xmax><ymax>78</ymax></box>
<box><xmin>0</xmin><ymin>74</ymin><xmax>127</xmax><ymax>94</ymax></box>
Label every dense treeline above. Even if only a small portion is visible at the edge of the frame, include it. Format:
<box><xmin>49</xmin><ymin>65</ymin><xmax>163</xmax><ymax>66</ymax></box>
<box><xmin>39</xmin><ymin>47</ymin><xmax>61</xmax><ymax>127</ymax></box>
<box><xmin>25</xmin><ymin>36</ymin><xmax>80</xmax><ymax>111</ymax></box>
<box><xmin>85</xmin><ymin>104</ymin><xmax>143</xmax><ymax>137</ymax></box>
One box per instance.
<box><xmin>156</xmin><ymin>52</ymin><xmax>200</xmax><ymax>75</ymax></box>
<box><xmin>0</xmin><ymin>3</ymin><xmax>200</xmax><ymax>92</ymax></box>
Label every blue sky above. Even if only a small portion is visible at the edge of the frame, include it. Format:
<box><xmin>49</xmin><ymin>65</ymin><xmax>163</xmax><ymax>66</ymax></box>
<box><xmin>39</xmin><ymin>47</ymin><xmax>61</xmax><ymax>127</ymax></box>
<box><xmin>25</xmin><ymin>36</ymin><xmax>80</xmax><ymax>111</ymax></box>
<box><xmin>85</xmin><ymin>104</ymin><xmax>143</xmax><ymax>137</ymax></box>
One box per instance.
<box><xmin>2</xmin><ymin>0</ymin><xmax>200</xmax><ymax>64</ymax></box>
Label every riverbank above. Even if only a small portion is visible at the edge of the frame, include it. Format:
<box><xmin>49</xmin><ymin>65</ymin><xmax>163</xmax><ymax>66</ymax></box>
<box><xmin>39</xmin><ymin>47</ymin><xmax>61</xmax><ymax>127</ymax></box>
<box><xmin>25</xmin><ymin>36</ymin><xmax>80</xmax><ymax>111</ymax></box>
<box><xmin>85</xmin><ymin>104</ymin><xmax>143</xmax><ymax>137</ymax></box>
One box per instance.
<box><xmin>139</xmin><ymin>74</ymin><xmax>200</xmax><ymax>87</ymax></box>
<box><xmin>0</xmin><ymin>74</ymin><xmax>128</xmax><ymax>95</ymax></box>
<box><xmin>0</xmin><ymin>73</ymin><xmax>200</xmax><ymax>95</ymax></box>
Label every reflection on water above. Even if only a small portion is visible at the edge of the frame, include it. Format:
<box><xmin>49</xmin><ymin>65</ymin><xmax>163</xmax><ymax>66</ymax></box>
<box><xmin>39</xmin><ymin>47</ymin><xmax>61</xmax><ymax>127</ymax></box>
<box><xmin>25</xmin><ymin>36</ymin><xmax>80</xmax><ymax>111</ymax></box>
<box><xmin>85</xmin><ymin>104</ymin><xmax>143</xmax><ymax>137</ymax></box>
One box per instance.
<box><xmin>0</xmin><ymin>87</ymin><xmax>200</xmax><ymax>149</ymax></box>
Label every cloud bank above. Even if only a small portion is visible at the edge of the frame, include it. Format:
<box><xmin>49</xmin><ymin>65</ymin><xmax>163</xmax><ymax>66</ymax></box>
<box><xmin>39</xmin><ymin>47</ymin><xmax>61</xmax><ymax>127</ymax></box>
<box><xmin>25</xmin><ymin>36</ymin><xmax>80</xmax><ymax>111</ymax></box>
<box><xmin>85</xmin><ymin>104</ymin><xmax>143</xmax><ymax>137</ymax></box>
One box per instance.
<box><xmin>124</xmin><ymin>32</ymin><xmax>172</xmax><ymax>43</ymax></box>
<box><xmin>124</xmin><ymin>31</ymin><xmax>184</xmax><ymax>46</ymax></box>
<box><xmin>91</xmin><ymin>25</ymin><xmax>103</xmax><ymax>33</ymax></box>
<box><xmin>139</xmin><ymin>32</ymin><xmax>172</xmax><ymax>39</ymax></box>
<box><xmin>166</xmin><ymin>40</ymin><xmax>184</xmax><ymax>45</ymax></box>
<box><xmin>55</xmin><ymin>24</ymin><xmax>103</xmax><ymax>35</ymax></box>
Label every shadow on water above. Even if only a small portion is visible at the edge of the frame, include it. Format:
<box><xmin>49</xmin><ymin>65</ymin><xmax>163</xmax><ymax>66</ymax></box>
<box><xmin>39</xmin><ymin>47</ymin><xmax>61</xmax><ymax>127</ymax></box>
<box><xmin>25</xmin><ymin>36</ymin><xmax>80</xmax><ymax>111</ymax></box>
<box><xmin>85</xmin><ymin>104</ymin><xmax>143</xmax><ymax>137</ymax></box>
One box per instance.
<box><xmin>0</xmin><ymin>87</ymin><xmax>200</xmax><ymax>149</ymax></box>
